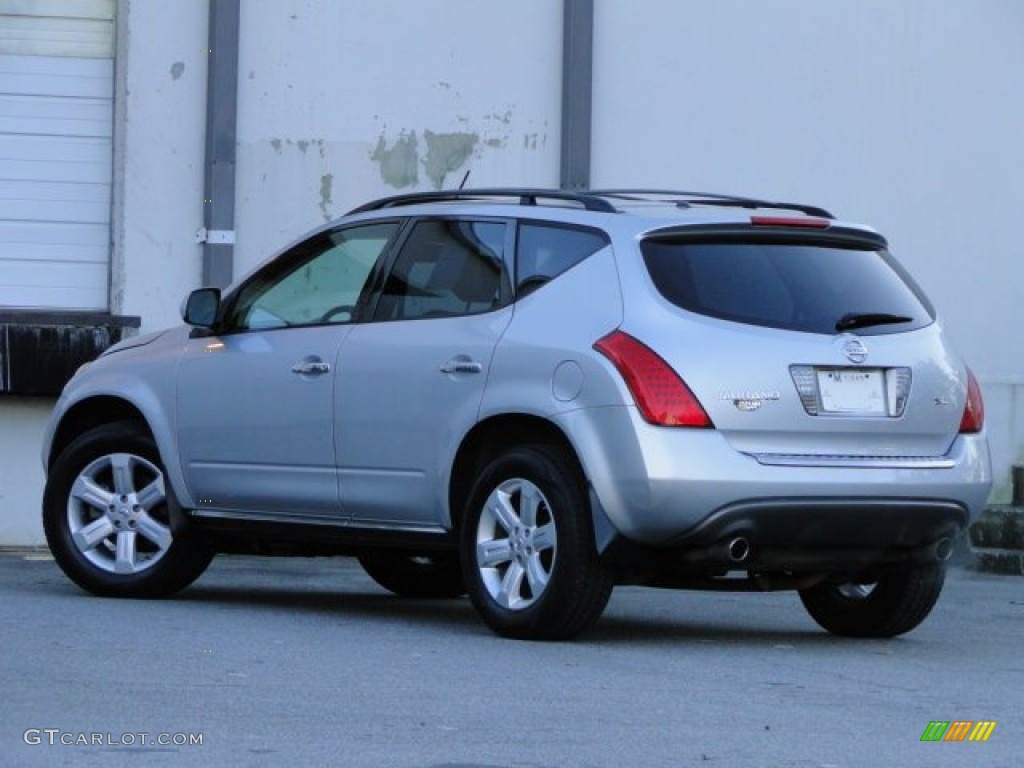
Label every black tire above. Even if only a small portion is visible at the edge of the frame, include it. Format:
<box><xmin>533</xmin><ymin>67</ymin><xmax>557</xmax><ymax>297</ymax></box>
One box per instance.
<box><xmin>358</xmin><ymin>552</ymin><xmax>465</xmax><ymax>598</ymax></box>
<box><xmin>798</xmin><ymin>563</ymin><xmax>947</xmax><ymax>638</ymax></box>
<box><xmin>460</xmin><ymin>444</ymin><xmax>613</xmax><ymax>640</ymax></box>
<box><xmin>43</xmin><ymin>421</ymin><xmax>213</xmax><ymax>598</ymax></box>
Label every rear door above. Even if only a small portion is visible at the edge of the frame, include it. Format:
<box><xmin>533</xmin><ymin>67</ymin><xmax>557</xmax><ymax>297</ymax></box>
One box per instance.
<box><xmin>634</xmin><ymin>223</ymin><xmax>966</xmax><ymax>460</ymax></box>
<box><xmin>336</xmin><ymin>217</ymin><xmax>514</xmax><ymax>529</ymax></box>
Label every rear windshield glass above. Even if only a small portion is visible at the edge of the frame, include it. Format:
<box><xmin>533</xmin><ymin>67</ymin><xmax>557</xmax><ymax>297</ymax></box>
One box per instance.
<box><xmin>641</xmin><ymin>239</ymin><xmax>935</xmax><ymax>335</ymax></box>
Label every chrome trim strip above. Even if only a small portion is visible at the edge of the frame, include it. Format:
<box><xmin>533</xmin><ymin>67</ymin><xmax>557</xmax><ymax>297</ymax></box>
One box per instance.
<box><xmin>189</xmin><ymin>508</ymin><xmax>346</xmax><ymax>525</ymax></box>
<box><xmin>750</xmin><ymin>454</ymin><xmax>956</xmax><ymax>469</ymax></box>
<box><xmin>188</xmin><ymin>507</ymin><xmax>447</xmax><ymax>534</ymax></box>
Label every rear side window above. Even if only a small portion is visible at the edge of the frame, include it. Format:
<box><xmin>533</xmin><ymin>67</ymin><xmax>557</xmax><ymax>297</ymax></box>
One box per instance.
<box><xmin>373</xmin><ymin>219</ymin><xmax>509</xmax><ymax>321</ymax></box>
<box><xmin>641</xmin><ymin>239</ymin><xmax>935</xmax><ymax>335</ymax></box>
<box><xmin>516</xmin><ymin>223</ymin><xmax>609</xmax><ymax>297</ymax></box>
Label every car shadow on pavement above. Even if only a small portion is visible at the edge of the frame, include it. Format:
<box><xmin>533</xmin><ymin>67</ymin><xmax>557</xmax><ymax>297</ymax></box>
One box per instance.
<box><xmin>585</xmin><ymin>613</ymin><xmax>863</xmax><ymax>647</ymax></box>
<box><xmin>17</xmin><ymin>556</ymin><xmax>917</xmax><ymax>647</ymax></box>
<box><xmin>188</xmin><ymin>582</ymin><xmax>475</xmax><ymax>614</ymax></box>
<box><xmin>176</xmin><ymin>582</ymin><xmax>874</xmax><ymax>647</ymax></box>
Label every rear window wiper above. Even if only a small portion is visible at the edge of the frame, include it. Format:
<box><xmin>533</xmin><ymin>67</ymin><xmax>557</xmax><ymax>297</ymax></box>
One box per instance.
<box><xmin>835</xmin><ymin>312</ymin><xmax>914</xmax><ymax>332</ymax></box>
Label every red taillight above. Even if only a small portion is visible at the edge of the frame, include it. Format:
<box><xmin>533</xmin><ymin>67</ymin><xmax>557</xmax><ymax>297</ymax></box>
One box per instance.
<box><xmin>959</xmin><ymin>367</ymin><xmax>985</xmax><ymax>434</ymax></box>
<box><xmin>593</xmin><ymin>331</ymin><xmax>712</xmax><ymax>428</ymax></box>
<box><xmin>750</xmin><ymin>215</ymin><xmax>831</xmax><ymax>229</ymax></box>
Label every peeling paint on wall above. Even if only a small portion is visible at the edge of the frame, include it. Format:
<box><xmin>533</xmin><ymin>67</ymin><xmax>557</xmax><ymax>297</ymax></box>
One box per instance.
<box><xmin>486</xmin><ymin>110</ymin><xmax>512</xmax><ymax>125</ymax></box>
<box><xmin>319</xmin><ymin>173</ymin><xmax>334</xmax><ymax>221</ymax></box>
<box><xmin>169</xmin><ymin>61</ymin><xmax>185</xmax><ymax>80</ymax></box>
<box><xmin>371</xmin><ymin>132</ymin><xmax>419</xmax><ymax>188</ymax></box>
<box><xmin>369</xmin><ymin>129</ymin><xmax>498</xmax><ymax>189</ymax></box>
<box><xmin>422</xmin><ymin>130</ymin><xmax>478</xmax><ymax>189</ymax></box>
<box><xmin>268</xmin><ymin>138</ymin><xmax>325</xmax><ymax>155</ymax></box>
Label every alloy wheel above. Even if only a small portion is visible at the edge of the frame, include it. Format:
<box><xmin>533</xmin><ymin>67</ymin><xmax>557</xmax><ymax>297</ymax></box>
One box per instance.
<box><xmin>474</xmin><ymin>477</ymin><xmax>557</xmax><ymax>611</ymax></box>
<box><xmin>67</xmin><ymin>452</ymin><xmax>173</xmax><ymax>575</ymax></box>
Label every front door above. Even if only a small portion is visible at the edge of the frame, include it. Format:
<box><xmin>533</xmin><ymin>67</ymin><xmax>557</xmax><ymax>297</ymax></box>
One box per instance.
<box><xmin>176</xmin><ymin>221</ymin><xmax>401</xmax><ymax>519</ymax></box>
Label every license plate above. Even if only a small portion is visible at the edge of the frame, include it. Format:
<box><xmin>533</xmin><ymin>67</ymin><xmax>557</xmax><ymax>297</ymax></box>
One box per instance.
<box><xmin>817</xmin><ymin>368</ymin><xmax>885</xmax><ymax>414</ymax></box>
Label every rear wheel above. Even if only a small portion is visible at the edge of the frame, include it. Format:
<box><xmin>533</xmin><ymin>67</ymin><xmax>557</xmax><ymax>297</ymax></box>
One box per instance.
<box><xmin>798</xmin><ymin>563</ymin><xmax>947</xmax><ymax>638</ymax></box>
<box><xmin>43</xmin><ymin>421</ymin><xmax>213</xmax><ymax>598</ymax></box>
<box><xmin>358</xmin><ymin>552</ymin><xmax>465</xmax><ymax>598</ymax></box>
<box><xmin>460</xmin><ymin>444</ymin><xmax>613</xmax><ymax>640</ymax></box>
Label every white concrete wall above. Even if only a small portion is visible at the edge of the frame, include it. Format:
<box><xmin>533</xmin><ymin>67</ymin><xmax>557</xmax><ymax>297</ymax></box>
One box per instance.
<box><xmin>110</xmin><ymin>0</ymin><xmax>208</xmax><ymax>333</ymax></box>
<box><xmin>0</xmin><ymin>398</ymin><xmax>53</xmax><ymax>546</ymax></box>
<box><xmin>593</xmin><ymin>0</ymin><xmax>1024</xmax><ymax>496</ymax></box>
<box><xmin>984</xmin><ymin>383</ymin><xmax>1024</xmax><ymax>501</ymax></box>
<box><xmin>6</xmin><ymin>1</ymin><xmax>1023</xmax><ymax>546</ymax></box>
<box><xmin>233</xmin><ymin>0</ymin><xmax>563</xmax><ymax>276</ymax></box>
<box><xmin>0</xmin><ymin>1</ymin><xmax>210</xmax><ymax>547</ymax></box>
<box><xmin>1</xmin><ymin>0</ymin><xmax>564</xmax><ymax>546</ymax></box>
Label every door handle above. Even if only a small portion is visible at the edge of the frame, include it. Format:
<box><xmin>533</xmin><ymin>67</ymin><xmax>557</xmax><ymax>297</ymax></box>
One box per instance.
<box><xmin>291</xmin><ymin>358</ymin><xmax>331</xmax><ymax>376</ymax></box>
<box><xmin>440</xmin><ymin>359</ymin><xmax>483</xmax><ymax>375</ymax></box>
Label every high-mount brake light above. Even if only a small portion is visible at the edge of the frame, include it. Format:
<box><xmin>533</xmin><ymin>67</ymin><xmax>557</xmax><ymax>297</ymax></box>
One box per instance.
<box><xmin>750</xmin><ymin>215</ymin><xmax>831</xmax><ymax>229</ymax></box>
<box><xmin>593</xmin><ymin>331</ymin><xmax>713</xmax><ymax>428</ymax></box>
<box><xmin>959</xmin><ymin>367</ymin><xmax>985</xmax><ymax>434</ymax></box>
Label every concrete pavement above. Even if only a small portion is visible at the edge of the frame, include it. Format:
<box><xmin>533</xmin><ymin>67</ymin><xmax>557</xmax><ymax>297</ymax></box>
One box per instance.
<box><xmin>1</xmin><ymin>552</ymin><xmax>1020</xmax><ymax>768</ymax></box>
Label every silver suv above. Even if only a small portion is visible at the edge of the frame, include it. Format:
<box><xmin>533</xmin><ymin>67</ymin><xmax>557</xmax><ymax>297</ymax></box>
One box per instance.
<box><xmin>41</xmin><ymin>189</ymin><xmax>992</xmax><ymax>640</ymax></box>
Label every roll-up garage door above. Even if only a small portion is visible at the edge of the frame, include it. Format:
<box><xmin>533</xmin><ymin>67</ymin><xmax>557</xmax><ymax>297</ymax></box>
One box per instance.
<box><xmin>0</xmin><ymin>0</ymin><xmax>114</xmax><ymax>310</ymax></box>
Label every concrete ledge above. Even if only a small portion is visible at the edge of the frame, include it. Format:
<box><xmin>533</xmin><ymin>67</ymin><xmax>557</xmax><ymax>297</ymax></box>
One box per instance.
<box><xmin>0</xmin><ymin>546</ymin><xmax>52</xmax><ymax>558</ymax></box>
<box><xmin>971</xmin><ymin>550</ymin><xmax>1024</xmax><ymax>575</ymax></box>
<box><xmin>968</xmin><ymin>504</ymin><xmax>1024</xmax><ymax>575</ymax></box>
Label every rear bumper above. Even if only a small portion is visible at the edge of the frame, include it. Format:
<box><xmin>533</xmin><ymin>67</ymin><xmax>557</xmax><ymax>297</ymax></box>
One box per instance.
<box><xmin>665</xmin><ymin>497</ymin><xmax>966</xmax><ymax>551</ymax></box>
<box><xmin>599</xmin><ymin>498</ymin><xmax>967</xmax><ymax>580</ymax></box>
<box><xmin>557</xmin><ymin>405</ymin><xmax>992</xmax><ymax>548</ymax></box>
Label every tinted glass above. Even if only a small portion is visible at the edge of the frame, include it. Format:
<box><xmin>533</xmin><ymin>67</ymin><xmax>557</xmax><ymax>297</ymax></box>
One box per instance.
<box><xmin>516</xmin><ymin>223</ymin><xmax>609</xmax><ymax>296</ymax></box>
<box><xmin>374</xmin><ymin>219</ymin><xmax>508</xmax><ymax>321</ymax></box>
<box><xmin>226</xmin><ymin>222</ymin><xmax>398</xmax><ymax>331</ymax></box>
<box><xmin>641</xmin><ymin>240</ymin><xmax>934</xmax><ymax>335</ymax></box>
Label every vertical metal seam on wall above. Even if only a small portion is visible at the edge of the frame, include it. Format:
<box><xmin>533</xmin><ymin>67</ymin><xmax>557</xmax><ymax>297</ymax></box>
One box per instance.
<box><xmin>109</xmin><ymin>0</ymin><xmax>128</xmax><ymax>315</ymax></box>
<box><xmin>560</xmin><ymin>0</ymin><xmax>594</xmax><ymax>190</ymax></box>
<box><xmin>202</xmin><ymin>0</ymin><xmax>240</xmax><ymax>288</ymax></box>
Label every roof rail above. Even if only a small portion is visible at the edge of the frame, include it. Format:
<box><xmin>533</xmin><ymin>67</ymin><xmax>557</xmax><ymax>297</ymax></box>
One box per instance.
<box><xmin>590</xmin><ymin>189</ymin><xmax>833</xmax><ymax>219</ymax></box>
<box><xmin>348</xmin><ymin>188</ymin><xmax>618</xmax><ymax>214</ymax></box>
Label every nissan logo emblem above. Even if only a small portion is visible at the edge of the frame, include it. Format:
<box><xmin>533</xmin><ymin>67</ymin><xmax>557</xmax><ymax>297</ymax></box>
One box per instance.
<box><xmin>843</xmin><ymin>338</ymin><xmax>868</xmax><ymax>364</ymax></box>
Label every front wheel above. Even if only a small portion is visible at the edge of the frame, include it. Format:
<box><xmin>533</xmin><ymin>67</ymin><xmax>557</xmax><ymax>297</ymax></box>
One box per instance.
<box><xmin>460</xmin><ymin>444</ymin><xmax>613</xmax><ymax>640</ymax></box>
<box><xmin>43</xmin><ymin>421</ymin><xmax>213</xmax><ymax>598</ymax></box>
<box><xmin>798</xmin><ymin>563</ymin><xmax>947</xmax><ymax>638</ymax></box>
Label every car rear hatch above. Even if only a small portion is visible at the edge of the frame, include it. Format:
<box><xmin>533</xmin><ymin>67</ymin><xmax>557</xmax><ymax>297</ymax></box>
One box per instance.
<box><xmin>626</xmin><ymin>219</ymin><xmax>972</xmax><ymax>462</ymax></box>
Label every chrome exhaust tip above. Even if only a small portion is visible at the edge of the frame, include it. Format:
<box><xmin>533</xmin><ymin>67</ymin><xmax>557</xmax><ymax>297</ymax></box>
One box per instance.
<box><xmin>934</xmin><ymin>537</ymin><xmax>954</xmax><ymax>562</ymax></box>
<box><xmin>727</xmin><ymin>536</ymin><xmax>752</xmax><ymax>563</ymax></box>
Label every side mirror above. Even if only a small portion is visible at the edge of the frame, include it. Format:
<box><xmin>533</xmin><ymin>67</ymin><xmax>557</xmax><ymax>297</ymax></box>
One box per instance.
<box><xmin>182</xmin><ymin>288</ymin><xmax>221</xmax><ymax>328</ymax></box>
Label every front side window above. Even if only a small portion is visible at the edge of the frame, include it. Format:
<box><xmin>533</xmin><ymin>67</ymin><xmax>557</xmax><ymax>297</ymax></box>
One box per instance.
<box><xmin>641</xmin><ymin>238</ymin><xmax>935</xmax><ymax>335</ymax></box>
<box><xmin>373</xmin><ymin>219</ymin><xmax>509</xmax><ymax>321</ymax></box>
<box><xmin>225</xmin><ymin>221</ymin><xmax>399</xmax><ymax>331</ymax></box>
